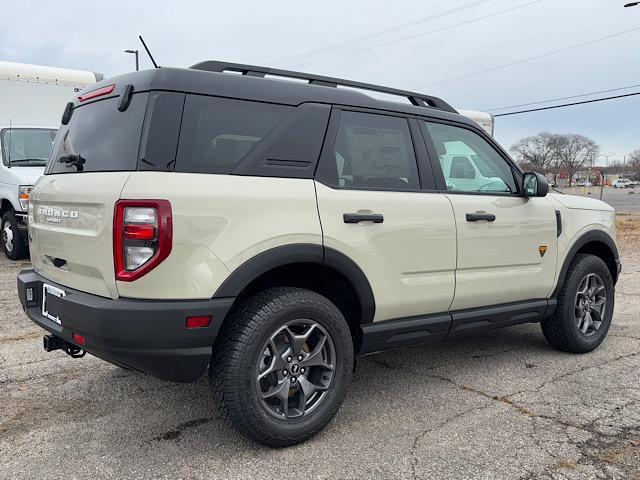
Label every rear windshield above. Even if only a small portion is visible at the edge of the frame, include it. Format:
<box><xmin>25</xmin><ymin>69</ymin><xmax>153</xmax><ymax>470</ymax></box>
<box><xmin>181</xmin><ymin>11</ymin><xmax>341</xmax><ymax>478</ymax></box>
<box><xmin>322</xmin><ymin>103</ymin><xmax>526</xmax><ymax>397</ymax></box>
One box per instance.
<box><xmin>1</xmin><ymin>128</ymin><xmax>57</xmax><ymax>167</ymax></box>
<box><xmin>46</xmin><ymin>93</ymin><xmax>148</xmax><ymax>174</ymax></box>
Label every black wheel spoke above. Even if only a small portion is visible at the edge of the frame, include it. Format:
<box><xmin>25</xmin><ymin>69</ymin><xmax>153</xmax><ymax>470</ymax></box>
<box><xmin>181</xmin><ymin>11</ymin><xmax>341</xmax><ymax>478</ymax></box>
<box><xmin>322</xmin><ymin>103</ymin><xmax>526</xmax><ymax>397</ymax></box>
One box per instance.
<box><xmin>262</xmin><ymin>377</ymin><xmax>291</xmax><ymax>402</ymax></box>
<box><xmin>300</xmin><ymin>336</ymin><xmax>334</xmax><ymax>371</ymax></box>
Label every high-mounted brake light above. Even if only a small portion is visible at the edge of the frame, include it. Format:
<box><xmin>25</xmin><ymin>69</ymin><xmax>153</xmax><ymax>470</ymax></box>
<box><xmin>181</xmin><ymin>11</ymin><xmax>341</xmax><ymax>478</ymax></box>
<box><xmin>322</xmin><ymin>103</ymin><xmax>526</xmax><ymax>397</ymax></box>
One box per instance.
<box><xmin>78</xmin><ymin>84</ymin><xmax>115</xmax><ymax>102</ymax></box>
<box><xmin>114</xmin><ymin>200</ymin><xmax>172</xmax><ymax>281</ymax></box>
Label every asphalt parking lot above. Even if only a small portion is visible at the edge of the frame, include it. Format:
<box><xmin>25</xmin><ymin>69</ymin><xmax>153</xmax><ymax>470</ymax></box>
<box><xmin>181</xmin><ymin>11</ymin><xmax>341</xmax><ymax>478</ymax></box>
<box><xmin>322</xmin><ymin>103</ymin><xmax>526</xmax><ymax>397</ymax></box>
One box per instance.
<box><xmin>558</xmin><ymin>187</ymin><xmax>640</xmax><ymax>214</ymax></box>
<box><xmin>1</xmin><ymin>240</ymin><xmax>640</xmax><ymax>480</ymax></box>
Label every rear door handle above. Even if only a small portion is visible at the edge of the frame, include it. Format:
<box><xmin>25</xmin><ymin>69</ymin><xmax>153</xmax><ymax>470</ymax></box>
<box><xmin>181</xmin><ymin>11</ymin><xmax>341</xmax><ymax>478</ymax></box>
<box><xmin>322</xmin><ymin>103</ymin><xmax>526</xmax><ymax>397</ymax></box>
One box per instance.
<box><xmin>343</xmin><ymin>213</ymin><xmax>384</xmax><ymax>224</ymax></box>
<box><xmin>465</xmin><ymin>212</ymin><xmax>496</xmax><ymax>222</ymax></box>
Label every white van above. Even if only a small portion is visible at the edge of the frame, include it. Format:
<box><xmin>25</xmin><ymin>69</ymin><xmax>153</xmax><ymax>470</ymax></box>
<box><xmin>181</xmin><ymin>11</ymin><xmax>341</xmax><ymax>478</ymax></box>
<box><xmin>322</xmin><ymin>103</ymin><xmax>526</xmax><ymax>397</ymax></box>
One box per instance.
<box><xmin>0</xmin><ymin>61</ymin><xmax>100</xmax><ymax>259</ymax></box>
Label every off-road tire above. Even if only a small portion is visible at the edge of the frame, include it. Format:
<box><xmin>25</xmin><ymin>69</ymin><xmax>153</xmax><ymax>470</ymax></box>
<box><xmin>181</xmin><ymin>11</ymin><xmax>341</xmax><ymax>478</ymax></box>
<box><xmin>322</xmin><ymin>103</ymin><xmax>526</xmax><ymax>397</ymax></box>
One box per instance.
<box><xmin>211</xmin><ymin>287</ymin><xmax>354</xmax><ymax>447</ymax></box>
<box><xmin>541</xmin><ymin>253</ymin><xmax>614</xmax><ymax>353</ymax></box>
<box><xmin>1</xmin><ymin>211</ymin><xmax>27</xmax><ymax>260</ymax></box>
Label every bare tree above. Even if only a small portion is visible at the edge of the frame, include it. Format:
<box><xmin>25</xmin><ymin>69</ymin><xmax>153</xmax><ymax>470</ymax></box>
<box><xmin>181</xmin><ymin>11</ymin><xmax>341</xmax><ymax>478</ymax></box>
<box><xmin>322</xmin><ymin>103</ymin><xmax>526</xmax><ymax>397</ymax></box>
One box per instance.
<box><xmin>628</xmin><ymin>149</ymin><xmax>640</xmax><ymax>179</ymax></box>
<box><xmin>509</xmin><ymin>132</ymin><xmax>559</xmax><ymax>172</ymax></box>
<box><xmin>555</xmin><ymin>134</ymin><xmax>600</xmax><ymax>186</ymax></box>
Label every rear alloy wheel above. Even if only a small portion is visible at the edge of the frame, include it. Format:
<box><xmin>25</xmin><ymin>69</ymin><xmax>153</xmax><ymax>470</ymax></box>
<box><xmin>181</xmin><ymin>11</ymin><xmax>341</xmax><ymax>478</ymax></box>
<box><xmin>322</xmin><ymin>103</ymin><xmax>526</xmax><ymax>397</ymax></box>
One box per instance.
<box><xmin>542</xmin><ymin>253</ymin><xmax>614</xmax><ymax>353</ymax></box>
<box><xmin>1</xmin><ymin>211</ymin><xmax>27</xmax><ymax>260</ymax></box>
<box><xmin>257</xmin><ymin>319</ymin><xmax>336</xmax><ymax>419</ymax></box>
<box><xmin>211</xmin><ymin>287</ymin><xmax>353</xmax><ymax>447</ymax></box>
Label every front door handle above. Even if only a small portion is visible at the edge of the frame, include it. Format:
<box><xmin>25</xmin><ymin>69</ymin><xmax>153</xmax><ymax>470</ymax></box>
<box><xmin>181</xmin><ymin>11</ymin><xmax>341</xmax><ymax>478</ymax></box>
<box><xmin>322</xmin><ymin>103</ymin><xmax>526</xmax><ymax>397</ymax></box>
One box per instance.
<box><xmin>343</xmin><ymin>213</ymin><xmax>384</xmax><ymax>224</ymax></box>
<box><xmin>466</xmin><ymin>212</ymin><xmax>496</xmax><ymax>222</ymax></box>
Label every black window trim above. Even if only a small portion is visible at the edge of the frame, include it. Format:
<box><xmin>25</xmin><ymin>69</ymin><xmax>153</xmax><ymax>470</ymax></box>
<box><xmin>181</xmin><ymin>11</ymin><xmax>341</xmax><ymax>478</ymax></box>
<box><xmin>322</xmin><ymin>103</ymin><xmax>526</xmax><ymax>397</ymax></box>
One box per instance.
<box><xmin>314</xmin><ymin>105</ymin><xmax>438</xmax><ymax>194</ymax></box>
<box><xmin>416</xmin><ymin>115</ymin><xmax>525</xmax><ymax>197</ymax></box>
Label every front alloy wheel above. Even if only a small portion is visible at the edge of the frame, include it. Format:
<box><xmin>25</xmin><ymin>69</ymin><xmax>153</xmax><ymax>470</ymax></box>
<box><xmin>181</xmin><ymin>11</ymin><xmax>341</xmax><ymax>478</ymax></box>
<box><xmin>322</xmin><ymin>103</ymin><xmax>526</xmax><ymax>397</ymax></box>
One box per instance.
<box><xmin>1</xmin><ymin>211</ymin><xmax>27</xmax><ymax>260</ymax></box>
<box><xmin>574</xmin><ymin>273</ymin><xmax>607</xmax><ymax>336</ymax></box>
<box><xmin>2</xmin><ymin>218</ymin><xmax>14</xmax><ymax>254</ymax></box>
<box><xmin>541</xmin><ymin>253</ymin><xmax>614</xmax><ymax>353</ymax></box>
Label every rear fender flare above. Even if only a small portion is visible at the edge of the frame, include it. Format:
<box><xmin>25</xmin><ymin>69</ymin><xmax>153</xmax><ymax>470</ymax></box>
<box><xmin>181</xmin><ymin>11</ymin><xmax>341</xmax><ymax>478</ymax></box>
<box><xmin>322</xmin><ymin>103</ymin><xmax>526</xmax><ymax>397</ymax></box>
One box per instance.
<box><xmin>212</xmin><ymin>244</ymin><xmax>376</xmax><ymax>324</ymax></box>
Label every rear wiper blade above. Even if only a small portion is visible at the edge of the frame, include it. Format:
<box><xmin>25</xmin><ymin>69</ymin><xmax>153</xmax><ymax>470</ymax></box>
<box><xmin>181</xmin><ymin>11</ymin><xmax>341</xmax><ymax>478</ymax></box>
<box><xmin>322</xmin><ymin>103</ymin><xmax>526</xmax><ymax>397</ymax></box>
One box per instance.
<box><xmin>58</xmin><ymin>154</ymin><xmax>86</xmax><ymax>171</ymax></box>
<box><xmin>10</xmin><ymin>158</ymin><xmax>47</xmax><ymax>163</ymax></box>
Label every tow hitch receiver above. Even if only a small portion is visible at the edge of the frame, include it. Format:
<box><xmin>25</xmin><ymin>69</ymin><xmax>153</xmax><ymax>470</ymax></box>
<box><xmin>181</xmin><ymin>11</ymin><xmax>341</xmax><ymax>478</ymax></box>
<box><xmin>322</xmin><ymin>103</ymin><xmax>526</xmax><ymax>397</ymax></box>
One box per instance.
<box><xmin>43</xmin><ymin>335</ymin><xmax>86</xmax><ymax>358</ymax></box>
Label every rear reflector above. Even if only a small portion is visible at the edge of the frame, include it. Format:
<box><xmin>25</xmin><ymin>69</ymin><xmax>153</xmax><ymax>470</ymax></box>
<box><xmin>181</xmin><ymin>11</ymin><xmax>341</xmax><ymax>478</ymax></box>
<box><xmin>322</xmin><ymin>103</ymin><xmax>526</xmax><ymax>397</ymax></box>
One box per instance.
<box><xmin>72</xmin><ymin>333</ymin><xmax>86</xmax><ymax>345</ymax></box>
<box><xmin>78</xmin><ymin>84</ymin><xmax>115</xmax><ymax>102</ymax></box>
<box><xmin>186</xmin><ymin>316</ymin><xmax>212</xmax><ymax>329</ymax></box>
<box><xmin>123</xmin><ymin>224</ymin><xmax>155</xmax><ymax>240</ymax></box>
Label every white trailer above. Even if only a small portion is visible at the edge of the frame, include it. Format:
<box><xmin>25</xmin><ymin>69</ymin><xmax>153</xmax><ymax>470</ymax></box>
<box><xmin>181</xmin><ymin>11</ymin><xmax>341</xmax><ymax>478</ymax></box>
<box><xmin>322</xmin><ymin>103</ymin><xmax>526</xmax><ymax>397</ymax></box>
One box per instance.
<box><xmin>0</xmin><ymin>61</ymin><xmax>101</xmax><ymax>259</ymax></box>
<box><xmin>458</xmin><ymin>109</ymin><xmax>495</xmax><ymax>136</ymax></box>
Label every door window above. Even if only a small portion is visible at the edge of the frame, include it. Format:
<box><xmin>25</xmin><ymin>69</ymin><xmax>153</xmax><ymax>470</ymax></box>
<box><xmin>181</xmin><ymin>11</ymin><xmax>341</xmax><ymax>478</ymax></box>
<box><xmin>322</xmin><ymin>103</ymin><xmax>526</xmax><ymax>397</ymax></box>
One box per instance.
<box><xmin>421</xmin><ymin>121</ymin><xmax>516</xmax><ymax>193</ymax></box>
<box><xmin>322</xmin><ymin>111</ymin><xmax>420</xmax><ymax>190</ymax></box>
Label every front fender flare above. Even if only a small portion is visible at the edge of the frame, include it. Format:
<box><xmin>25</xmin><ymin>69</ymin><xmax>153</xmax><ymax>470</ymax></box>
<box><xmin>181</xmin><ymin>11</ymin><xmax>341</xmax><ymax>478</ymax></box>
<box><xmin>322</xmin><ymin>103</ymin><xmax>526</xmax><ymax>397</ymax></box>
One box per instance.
<box><xmin>552</xmin><ymin>229</ymin><xmax>619</xmax><ymax>297</ymax></box>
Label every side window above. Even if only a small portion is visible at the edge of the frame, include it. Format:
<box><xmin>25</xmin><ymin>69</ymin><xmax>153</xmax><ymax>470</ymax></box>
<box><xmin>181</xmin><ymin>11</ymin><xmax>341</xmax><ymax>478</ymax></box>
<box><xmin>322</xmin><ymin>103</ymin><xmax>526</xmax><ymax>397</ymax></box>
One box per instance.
<box><xmin>175</xmin><ymin>95</ymin><xmax>291</xmax><ymax>174</ymax></box>
<box><xmin>421</xmin><ymin>121</ymin><xmax>516</xmax><ymax>193</ymax></box>
<box><xmin>323</xmin><ymin>111</ymin><xmax>420</xmax><ymax>190</ymax></box>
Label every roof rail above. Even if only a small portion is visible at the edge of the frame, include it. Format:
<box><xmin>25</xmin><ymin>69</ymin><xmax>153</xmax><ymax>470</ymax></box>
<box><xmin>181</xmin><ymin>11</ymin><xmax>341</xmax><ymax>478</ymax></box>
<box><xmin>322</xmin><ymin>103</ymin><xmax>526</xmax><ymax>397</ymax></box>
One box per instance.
<box><xmin>190</xmin><ymin>61</ymin><xmax>458</xmax><ymax>114</ymax></box>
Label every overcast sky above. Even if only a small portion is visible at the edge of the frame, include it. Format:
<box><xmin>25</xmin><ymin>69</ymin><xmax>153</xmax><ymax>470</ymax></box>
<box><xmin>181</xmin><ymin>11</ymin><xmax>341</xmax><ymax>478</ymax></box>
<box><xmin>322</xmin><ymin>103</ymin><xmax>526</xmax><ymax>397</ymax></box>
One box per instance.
<box><xmin>2</xmin><ymin>0</ymin><xmax>639</xmax><ymax>164</ymax></box>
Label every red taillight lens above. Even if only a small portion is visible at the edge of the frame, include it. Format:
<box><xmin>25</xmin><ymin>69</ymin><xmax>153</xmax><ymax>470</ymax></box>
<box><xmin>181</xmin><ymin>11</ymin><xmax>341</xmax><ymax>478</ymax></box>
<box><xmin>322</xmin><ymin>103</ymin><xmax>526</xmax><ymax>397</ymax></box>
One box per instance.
<box><xmin>123</xmin><ymin>224</ymin><xmax>156</xmax><ymax>240</ymax></box>
<box><xmin>78</xmin><ymin>84</ymin><xmax>115</xmax><ymax>102</ymax></box>
<box><xmin>72</xmin><ymin>333</ymin><xmax>86</xmax><ymax>345</ymax></box>
<box><xmin>114</xmin><ymin>200</ymin><xmax>172</xmax><ymax>282</ymax></box>
<box><xmin>186</xmin><ymin>316</ymin><xmax>212</xmax><ymax>329</ymax></box>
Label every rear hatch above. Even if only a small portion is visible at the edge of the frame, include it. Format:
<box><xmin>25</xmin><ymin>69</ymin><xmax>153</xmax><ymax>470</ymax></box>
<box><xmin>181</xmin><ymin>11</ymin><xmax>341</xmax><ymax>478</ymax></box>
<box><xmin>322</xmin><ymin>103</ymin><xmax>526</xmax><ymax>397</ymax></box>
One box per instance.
<box><xmin>29</xmin><ymin>87</ymin><xmax>149</xmax><ymax>298</ymax></box>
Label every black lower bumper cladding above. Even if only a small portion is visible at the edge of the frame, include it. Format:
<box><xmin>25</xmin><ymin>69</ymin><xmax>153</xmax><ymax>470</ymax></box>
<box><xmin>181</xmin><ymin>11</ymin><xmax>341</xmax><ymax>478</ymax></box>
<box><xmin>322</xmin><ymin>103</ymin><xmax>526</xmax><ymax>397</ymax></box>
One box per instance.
<box><xmin>17</xmin><ymin>269</ymin><xmax>234</xmax><ymax>382</ymax></box>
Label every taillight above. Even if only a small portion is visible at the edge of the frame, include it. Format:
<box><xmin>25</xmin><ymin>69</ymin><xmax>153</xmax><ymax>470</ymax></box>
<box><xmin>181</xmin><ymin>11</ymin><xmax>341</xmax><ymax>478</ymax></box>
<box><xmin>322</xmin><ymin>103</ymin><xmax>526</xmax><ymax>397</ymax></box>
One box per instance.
<box><xmin>114</xmin><ymin>200</ymin><xmax>172</xmax><ymax>281</ymax></box>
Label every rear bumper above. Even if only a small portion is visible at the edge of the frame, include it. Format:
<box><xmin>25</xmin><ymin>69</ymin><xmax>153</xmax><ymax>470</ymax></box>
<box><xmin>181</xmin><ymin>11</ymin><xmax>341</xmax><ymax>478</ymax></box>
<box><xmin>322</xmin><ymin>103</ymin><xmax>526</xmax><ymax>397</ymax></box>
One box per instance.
<box><xmin>17</xmin><ymin>269</ymin><xmax>234</xmax><ymax>382</ymax></box>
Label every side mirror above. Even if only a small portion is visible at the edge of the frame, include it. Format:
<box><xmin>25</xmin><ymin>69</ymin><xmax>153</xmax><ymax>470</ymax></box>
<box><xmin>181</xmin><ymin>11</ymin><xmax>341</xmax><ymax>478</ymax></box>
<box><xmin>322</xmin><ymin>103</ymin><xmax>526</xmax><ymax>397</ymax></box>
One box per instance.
<box><xmin>523</xmin><ymin>172</ymin><xmax>549</xmax><ymax>197</ymax></box>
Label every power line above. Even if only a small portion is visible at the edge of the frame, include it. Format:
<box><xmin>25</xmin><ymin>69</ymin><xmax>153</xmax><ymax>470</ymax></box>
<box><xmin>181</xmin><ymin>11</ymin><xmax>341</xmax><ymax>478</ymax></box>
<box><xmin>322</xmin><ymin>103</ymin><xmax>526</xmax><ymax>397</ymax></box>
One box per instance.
<box><xmin>277</xmin><ymin>0</ymin><xmax>490</xmax><ymax>65</ymax></box>
<box><xmin>487</xmin><ymin>83</ymin><xmax>640</xmax><ymax>111</ymax></box>
<box><xmin>287</xmin><ymin>0</ymin><xmax>542</xmax><ymax>68</ymax></box>
<box><xmin>493</xmin><ymin>91</ymin><xmax>640</xmax><ymax>117</ymax></box>
<box><xmin>421</xmin><ymin>25</ymin><xmax>640</xmax><ymax>88</ymax></box>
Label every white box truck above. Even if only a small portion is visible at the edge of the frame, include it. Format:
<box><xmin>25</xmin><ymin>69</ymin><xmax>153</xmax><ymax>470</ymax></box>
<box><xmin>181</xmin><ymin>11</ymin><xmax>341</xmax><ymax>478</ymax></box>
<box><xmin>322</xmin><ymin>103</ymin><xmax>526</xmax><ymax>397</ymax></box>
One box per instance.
<box><xmin>458</xmin><ymin>109</ymin><xmax>495</xmax><ymax>136</ymax></box>
<box><xmin>0</xmin><ymin>61</ymin><xmax>101</xmax><ymax>259</ymax></box>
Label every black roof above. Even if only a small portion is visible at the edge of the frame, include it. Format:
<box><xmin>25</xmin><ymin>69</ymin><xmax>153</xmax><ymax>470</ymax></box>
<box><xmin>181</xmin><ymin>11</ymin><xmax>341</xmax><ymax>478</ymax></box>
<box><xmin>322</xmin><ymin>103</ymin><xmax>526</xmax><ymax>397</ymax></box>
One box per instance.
<box><xmin>79</xmin><ymin>64</ymin><xmax>476</xmax><ymax>128</ymax></box>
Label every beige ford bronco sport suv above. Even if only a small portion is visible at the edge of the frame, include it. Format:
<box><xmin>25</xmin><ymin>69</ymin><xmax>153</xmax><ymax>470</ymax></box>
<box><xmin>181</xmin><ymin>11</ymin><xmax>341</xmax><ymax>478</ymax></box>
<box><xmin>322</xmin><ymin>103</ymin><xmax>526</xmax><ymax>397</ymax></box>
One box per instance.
<box><xmin>17</xmin><ymin>62</ymin><xmax>620</xmax><ymax>447</ymax></box>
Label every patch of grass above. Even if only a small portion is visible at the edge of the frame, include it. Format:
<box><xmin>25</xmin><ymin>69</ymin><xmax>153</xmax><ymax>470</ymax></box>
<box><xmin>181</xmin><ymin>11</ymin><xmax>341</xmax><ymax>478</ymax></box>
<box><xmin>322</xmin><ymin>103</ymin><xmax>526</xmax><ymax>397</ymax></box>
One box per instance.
<box><xmin>616</xmin><ymin>215</ymin><xmax>640</xmax><ymax>251</ymax></box>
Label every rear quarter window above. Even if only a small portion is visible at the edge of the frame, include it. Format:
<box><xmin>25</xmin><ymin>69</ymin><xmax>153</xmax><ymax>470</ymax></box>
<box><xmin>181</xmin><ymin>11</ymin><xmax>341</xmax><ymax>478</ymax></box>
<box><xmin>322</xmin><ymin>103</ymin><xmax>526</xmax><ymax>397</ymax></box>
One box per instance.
<box><xmin>46</xmin><ymin>93</ymin><xmax>148</xmax><ymax>174</ymax></box>
<box><xmin>174</xmin><ymin>95</ymin><xmax>291</xmax><ymax>174</ymax></box>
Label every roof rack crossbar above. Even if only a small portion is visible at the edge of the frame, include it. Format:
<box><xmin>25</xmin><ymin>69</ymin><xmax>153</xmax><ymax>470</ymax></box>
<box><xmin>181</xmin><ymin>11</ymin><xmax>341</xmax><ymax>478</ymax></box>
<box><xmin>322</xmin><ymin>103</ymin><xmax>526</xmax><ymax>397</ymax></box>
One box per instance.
<box><xmin>190</xmin><ymin>61</ymin><xmax>457</xmax><ymax>114</ymax></box>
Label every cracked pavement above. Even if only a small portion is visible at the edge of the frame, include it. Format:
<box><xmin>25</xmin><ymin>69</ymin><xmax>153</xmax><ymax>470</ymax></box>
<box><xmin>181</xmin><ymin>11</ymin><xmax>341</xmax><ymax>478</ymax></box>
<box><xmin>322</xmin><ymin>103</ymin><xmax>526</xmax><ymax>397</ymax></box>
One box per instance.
<box><xmin>1</xmin><ymin>247</ymin><xmax>639</xmax><ymax>480</ymax></box>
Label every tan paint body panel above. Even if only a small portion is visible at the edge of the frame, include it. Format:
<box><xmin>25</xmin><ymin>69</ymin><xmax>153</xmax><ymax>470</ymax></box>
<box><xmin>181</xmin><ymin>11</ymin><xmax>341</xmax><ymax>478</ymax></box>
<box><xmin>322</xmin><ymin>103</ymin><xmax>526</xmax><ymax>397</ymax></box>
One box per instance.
<box><xmin>28</xmin><ymin>171</ymin><xmax>617</xmax><ymax>318</ymax></box>
<box><xmin>314</xmin><ymin>181</ymin><xmax>456</xmax><ymax>322</ymax></box>
<box><xmin>446</xmin><ymin>194</ymin><xmax>558</xmax><ymax>310</ymax></box>
<box><xmin>117</xmin><ymin>172</ymin><xmax>322</xmax><ymax>299</ymax></box>
<box><xmin>546</xmin><ymin>193</ymin><xmax>616</xmax><ymax>293</ymax></box>
<box><xmin>29</xmin><ymin>172</ymin><xmax>132</xmax><ymax>299</ymax></box>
